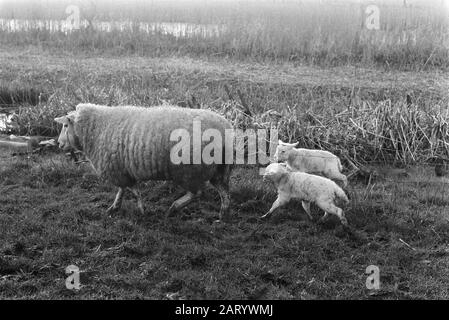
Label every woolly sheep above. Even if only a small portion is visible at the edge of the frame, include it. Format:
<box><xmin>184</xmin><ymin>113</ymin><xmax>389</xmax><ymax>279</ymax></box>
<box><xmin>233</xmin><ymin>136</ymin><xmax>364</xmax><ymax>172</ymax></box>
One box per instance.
<box><xmin>274</xmin><ymin>140</ymin><xmax>347</xmax><ymax>187</ymax></box>
<box><xmin>261</xmin><ymin>163</ymin><xmax>349</xmax><ymax>226</ymax></box>
<box><xmin>54</xmin><ymin>103</ymin><xmax>233</xmax><ymax>220</ymax></box>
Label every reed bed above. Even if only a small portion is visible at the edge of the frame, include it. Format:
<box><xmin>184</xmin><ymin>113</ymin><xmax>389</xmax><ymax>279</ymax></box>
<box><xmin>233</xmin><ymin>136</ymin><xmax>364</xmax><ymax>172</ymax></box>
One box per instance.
<box><xmin>0</xmin><ymin>0</ymin><xmax>447</xmax><ymax>69</ymax></box>
<box><xmin>3</xmin><ymin>79</ymin><xmax>448</xmax><ymax>166</ymax></box>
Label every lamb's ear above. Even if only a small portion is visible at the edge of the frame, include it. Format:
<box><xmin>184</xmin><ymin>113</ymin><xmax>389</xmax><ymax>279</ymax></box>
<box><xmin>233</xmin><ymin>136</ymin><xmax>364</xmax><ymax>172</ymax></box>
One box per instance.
<box><xmin>54</xmin><ymin>116</ymin><xmax>66</xmax><ymax>124</ymax></box>
<box><xmin>279</xmin><ymin>163</ymin><xmax>290</xmax><ymax>171</ymax></box>
<box><xmin>278</xmin><ymin>139</ymin><xmax>284</xmax><ymax>145</ymax></box>
<box><xmin>292</xmin><ymin>142</ymin><xmax>299</xmax><ymax>147</ymax></box>
<box><xmin>66</xmin><ymin>111</ymin><xmax>77</xmax><ymax>123</ymax></box>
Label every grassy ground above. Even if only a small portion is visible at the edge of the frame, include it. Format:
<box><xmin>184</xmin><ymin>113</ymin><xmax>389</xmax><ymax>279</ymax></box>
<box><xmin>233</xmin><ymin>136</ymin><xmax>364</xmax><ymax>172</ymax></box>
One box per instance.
<box><xmin>1</xmin><ymin>149</ymin><xmax>449</xmax><ymax>299</ymax></box>
<box><xmin>1</xmin><ymin>46</ymin><xmax>449</xmax><ymax>299</ymax></box>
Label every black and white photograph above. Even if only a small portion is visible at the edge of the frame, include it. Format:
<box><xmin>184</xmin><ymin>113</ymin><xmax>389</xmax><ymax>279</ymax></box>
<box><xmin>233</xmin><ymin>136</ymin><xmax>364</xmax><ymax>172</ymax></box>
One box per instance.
<box><xmin>0</xmin><ymin>0</ymin><xmax>448</xmax><ymax>305</ymax></box>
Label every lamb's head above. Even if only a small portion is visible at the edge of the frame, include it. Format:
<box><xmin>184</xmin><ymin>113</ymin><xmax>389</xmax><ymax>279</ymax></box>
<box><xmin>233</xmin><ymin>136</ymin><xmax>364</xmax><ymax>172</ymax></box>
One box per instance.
<box><xmin>54</xmin><ymin>111</ymin><xmax>80</xmax><ymax>151</ymax></box>
<box><xmin>263</xmin><ymin>162</ymin><xmax>289</xmax><ymax>183</ymax></box>
<box><xmin>273</xmin><ymin>139</ymin><xmax>298</xmax><ymax>162</ymax></box>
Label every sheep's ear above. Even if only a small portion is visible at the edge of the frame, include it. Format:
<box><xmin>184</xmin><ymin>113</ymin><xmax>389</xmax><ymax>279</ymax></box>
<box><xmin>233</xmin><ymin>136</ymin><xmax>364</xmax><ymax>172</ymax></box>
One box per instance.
<box><xmin>292</xmin><ymin>142</ymin><xmax>299</xmax><ymax>147</ymax></box>
<box><xmin>66</xmin><ymin>111</ymin><xmax>77</xmax><ymax>123</ymax></box>
<box><xmin>278</xmin><ymin>139</ymin><xmax>284</xmax><ymax>145</ymax></box>
<box><xmin>54</xmin><ymin>116</ymin><xmax>66</xmax><ymax>124</ymax></box>
<box><xmin>279</xmin><ymin>163</ymin><xmax>289</xmax><ymax>170</ymax></box>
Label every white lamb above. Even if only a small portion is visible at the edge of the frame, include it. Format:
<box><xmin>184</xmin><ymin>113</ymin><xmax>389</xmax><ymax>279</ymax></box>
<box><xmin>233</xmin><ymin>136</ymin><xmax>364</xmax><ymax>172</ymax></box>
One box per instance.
<box><xmin>274</xmin><ymin>140</ymin><xmax>347</xmax><ymax>187</ymax></box>
<box><xmin>55</xmin><ymin>103</ymin><xmax>233</xmax><ymax>221</ymax></box>
<box><xmin>261</xmin><ymin>163</ymin><xmax>349</xmax><ymax>226</ymax></box>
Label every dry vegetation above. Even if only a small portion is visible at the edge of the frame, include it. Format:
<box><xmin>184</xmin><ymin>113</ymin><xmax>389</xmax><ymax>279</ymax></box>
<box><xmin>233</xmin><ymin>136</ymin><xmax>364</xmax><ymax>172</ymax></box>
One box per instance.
<box><xmin>0</xmin><ymin>0</ymin><xmax>448</xmax><ymax>69</ymax></box>
<box><xmin>1</xmin><ymin>47</ymin><xmax>447</xmax><ymax>166</ymax></box>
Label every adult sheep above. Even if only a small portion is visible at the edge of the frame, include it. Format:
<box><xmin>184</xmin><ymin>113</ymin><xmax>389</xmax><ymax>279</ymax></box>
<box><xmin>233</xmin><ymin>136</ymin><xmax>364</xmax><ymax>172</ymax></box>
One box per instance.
<box><xmin>55</xmin><ymin>103</ymin><xmax>233</xmax><ymax>221</ymax></box>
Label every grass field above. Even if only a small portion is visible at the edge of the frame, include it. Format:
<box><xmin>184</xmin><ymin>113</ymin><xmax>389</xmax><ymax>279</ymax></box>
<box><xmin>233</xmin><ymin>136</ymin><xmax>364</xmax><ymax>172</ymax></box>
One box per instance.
<box><xmin>1</xmin><ymin>43</ymin><xmax>449</xmax><ymax>299</ymax></box>
<box><xmin>1</xmin><ymin>148</ymin><xmax>449</xmax><ymax>299</ymax></box>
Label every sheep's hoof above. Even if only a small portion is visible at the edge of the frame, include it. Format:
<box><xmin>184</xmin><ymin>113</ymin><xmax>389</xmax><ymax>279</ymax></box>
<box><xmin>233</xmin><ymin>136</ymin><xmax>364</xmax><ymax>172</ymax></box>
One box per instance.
<box><xmin>219</xmin><ymin>215</ymin><xmax>234</xmax><ymax>223</ymax></box>
<box><xmin>164</xmin><ymin>206</ymin><xmax>176</xmax><ymax>221</ymax></box>
<box><xmin>317</xmin><ymin>219</ymin><xmax>327</xmax><ymax>226</ymax></box>
<box><xmin>219</xmin><ymin>210</ymin><xmax>234</xmax><ymax>223</ymax></box>
<box><xmin>106</xmin><ymin>206</ymin><xmax>120</xmax><ymax>217</ymax></box>
<box><xmin>260</xmin><ymin>213</ymin><xmax>270</xmax><ymax>220</ymax></box>
<box><xmin>306</xmin><ymin>215</ymin><xmax>315</xmax><ymax>222</ymax></box>
<box><xmin>137</xmin><ymin>206</ymin><xmax>145</xmax><ymax>215</ymax></box>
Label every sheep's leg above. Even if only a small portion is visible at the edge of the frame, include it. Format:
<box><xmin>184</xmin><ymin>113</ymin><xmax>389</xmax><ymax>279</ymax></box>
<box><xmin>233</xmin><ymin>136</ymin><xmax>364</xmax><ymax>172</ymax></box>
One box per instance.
<box><xmin>209</xmin><ymin>165</ymin><xmax>232</xmax><ymax>221</ymax></box>
<box><xmin>316</xmin><ymin>201</ymin><xmax>348</xmax><ymax>226</ymax></box>
<box><xmin>261</xmin><ymin>196</ymin><xmax>288</xmax><ymax>220</ymax></box>
<box><xmin>342</xmin><ymin>175</ymin><xmax>348</xmax><ymax>187</ymax></box>
<box><xmin>301</xmin><ymin>201</ymin><xmax>313</xmax><ymax>220</ymax></box>
<box><xmin>127</xmin><ymin>187</ymin><xmax>145</xmax><ymax>215</ymax></box>
<box><xmin>330</xmin><ymin>172</ymin><xmax>348</xmax><ymax>188</ymax></box>
<box><xmin>106</xmin><ymin>187</ymin><xmax>124</xmax><ymax>215</ymax></box>
<box><xmin>318</xmin><ymin>212</ymin><xmax>329</xmax><ymax>224</ymax></box>
<box><xmin>165</xmin><ymin>191</ymin><xmax>200</xmax><ymax>220</ymax></box>
<box><xmin>336</xmin><ymin>208</ymin><xmax>348</xmax><ymax>226</ymax></box>
<box><xmin>338</xmin><ymin>174</ymin><xmax>348</xmax><ymax>188</ymax></box>
<box><xmin>210</xmin><ymin>182</ymin><xmax>231</xmax><ymax>221</ymax></box>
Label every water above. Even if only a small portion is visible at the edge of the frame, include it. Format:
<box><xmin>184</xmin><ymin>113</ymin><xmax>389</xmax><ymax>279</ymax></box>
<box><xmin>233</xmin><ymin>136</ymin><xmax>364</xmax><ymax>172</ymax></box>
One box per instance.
<box><xmin>0</xmin><ymin>19</ymin><xmax>225</xmax><ymax>38</ymax></box>
<box><xmin>0</xmin><ymin>113</ymin><xmax>8</xmax><ymax>131</ymax></box>
<box><xmin>0</xmin><ymin>113</ymin><xmax>14</xmax><ymax>132</ymax></box>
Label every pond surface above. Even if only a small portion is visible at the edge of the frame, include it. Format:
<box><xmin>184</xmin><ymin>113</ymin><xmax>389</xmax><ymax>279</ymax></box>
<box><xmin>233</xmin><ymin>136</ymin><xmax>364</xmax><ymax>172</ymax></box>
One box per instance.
<box><xmin>0</xmin><ymin>112</ymin><xmax>14</xmax><ymax>132</ymax></box>
<box><xmin>0</xmin><ymin>19</ymin><xmax>226</xmax><ymax>38</ymax></box>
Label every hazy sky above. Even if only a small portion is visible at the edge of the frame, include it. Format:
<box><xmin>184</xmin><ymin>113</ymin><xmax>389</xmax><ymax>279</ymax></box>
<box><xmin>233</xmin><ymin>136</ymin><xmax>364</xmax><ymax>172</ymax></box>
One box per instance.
<box><xmin>0</xmin><ymin>0</ymin><xmax>445</xmax><ymax>5</ymax></box>
<box><xmin>0</xmin><ymin>0</ymin><xmax>445</xmax><ymax>14</ymax></box>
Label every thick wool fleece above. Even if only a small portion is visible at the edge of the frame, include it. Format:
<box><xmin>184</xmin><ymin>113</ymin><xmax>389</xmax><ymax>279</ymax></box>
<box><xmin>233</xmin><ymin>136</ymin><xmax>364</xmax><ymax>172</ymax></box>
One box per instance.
<box><xmin>74</xmin><ymin>104</ymin><xmax>232</xmax><ymax>192</ymax></box>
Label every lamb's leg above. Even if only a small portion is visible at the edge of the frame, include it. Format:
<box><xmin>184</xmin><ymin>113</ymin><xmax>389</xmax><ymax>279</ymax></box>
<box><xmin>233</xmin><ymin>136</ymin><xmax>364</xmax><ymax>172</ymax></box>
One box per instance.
<box><xmin>326</xmin><ymin>168</ymin><xmax>348</xmax><ymax>188</ymax></box>
<box><xmin>316</xmin><ymin>200</ymin><xmax>348</xmax><ymax>226</ymax></box>
<box><xmin>106</xmin><ymin>187</ymin><xmax>124</xmax><ymax>215</ymax></box>
<box><xmin>301</xmin><ymin>201</ymin><xmax>313</xmax><ymax>220</ymax></box>
<box><xmin>209</xmin><ymin>165</ymin><xmax>232</xmax><ymax>221</ymax></box>
<box><xmin>209</xmin><ymin>181</ymin><xmax>231</xmax><ymax>221</ymax></box>
<box><xmin>338</xmin><ymin>174</ymin><xmax>348</xmax><ymax>188</ymax></box>
<box><xmin>261</xmin><ymin>196</ymin><xmax>288</xmax><ymax>220</ymax></box>
<box><xmin>331</xmin><ymin>172</ymin><xmax>348</xmax><ymax>188</ymax></box>
<box><xmin>318</xmin><ymin>212</ymin><xmax>329</xmax><ymax>224</ymax></box>
<box><xmin>336</xmin><ymin>208</ymin><xmax>348</xmax><ymax>226</ymax></box>
<box><xmin>127</xmin><ymin>187</ymin><xmax>145</xmax><ymax>215</ymax></box>
<box><xmin>165</xmin><ymin>191</ymin><xmax>200</xmax><ymax>220</ymax></box>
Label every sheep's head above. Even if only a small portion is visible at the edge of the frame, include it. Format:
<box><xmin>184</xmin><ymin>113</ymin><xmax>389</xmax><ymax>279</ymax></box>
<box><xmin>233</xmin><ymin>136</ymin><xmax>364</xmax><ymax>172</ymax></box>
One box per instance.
<box><xmin>54</xmin><ymin>111</ymin><xmax>80</xmax><ymax>151</ymax></box>
<box><xmin>263</xmin><ymin>162</ymin><xmax>289</xmax><ymax>183</ymax></box>
<box><xmin>273</xmin><ymin>139</ymin><xmax>298</xmax><ymax>162</ymax></box>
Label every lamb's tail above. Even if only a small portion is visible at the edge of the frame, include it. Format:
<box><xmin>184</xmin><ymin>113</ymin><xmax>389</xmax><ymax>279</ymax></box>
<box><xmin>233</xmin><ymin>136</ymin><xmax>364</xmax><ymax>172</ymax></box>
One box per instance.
<box><xmin>335</xmin><ymin>186</ymin><xmax>349</xmax><ymax>205</ymax></box>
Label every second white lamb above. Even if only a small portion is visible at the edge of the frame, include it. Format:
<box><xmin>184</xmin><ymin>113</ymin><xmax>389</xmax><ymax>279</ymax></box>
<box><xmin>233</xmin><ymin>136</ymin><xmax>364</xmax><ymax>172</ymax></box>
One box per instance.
<box><xmin>261</xmin><ymin>163</ymin><xmax>349</xmax><ymax>226</ymax></box>
<box><xmin>274</xmin><ymin>140</ymin><xmax>347</xmax><ymax>187</ymax></box>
